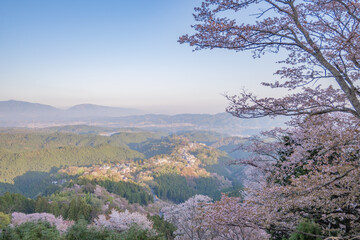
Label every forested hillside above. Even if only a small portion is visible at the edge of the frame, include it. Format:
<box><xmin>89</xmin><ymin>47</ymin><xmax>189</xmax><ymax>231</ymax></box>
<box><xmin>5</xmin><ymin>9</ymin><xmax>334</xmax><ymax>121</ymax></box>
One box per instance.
<box><xmin>0</xmin><ymin>128</ymin><xmax>167</xmax><ymax>182</ymax></box>
<box><xmin>0</xmin><ymin>127</ymin><xmax>246</xmax><ymax>198</ymax></box>
<box><xmin>0</xmin><ymin>126</ymin><xmax>249</xmax><ymax>239</ymax></box>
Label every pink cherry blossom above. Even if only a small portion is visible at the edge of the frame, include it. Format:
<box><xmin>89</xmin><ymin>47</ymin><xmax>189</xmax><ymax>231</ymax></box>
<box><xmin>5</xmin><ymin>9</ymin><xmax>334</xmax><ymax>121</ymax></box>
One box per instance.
<box><xmin>11</xmin><ymin>212</ymin><xmax>74</xmax><ymax>233</ymax></box>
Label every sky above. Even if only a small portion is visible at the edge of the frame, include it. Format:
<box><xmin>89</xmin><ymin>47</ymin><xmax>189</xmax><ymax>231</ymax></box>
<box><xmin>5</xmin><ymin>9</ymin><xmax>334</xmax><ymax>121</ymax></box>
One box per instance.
<box><xmin>0</xmin><ymin>0</ymin><xmax>285</xmax><ymax>114</ymax></box>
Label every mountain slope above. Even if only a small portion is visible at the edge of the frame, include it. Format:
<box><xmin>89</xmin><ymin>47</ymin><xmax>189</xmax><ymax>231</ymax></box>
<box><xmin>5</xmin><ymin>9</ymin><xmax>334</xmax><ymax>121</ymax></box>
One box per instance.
<box><xmin>0</xmin><ymin>100</ymin><xmax>60</xmax><ymax>116</ymax></box>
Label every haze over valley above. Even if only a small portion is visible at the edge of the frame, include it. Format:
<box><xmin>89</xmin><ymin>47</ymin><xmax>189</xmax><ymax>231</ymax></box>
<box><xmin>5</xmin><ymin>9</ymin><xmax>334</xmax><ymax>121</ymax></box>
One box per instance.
<box><xmin>0</xmin><ymin>100</ymin><xmax>285</xmax><ymax>136</ymax></box>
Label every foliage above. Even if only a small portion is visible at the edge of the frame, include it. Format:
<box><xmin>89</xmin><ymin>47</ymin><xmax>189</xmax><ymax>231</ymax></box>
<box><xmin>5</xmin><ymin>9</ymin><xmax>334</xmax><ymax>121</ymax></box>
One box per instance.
<box><xmin>0</xmin><ymin>213</ymin><xmax>10</xmax><ymax>229</ymax></box>
<box><xmin>288</xmin><ymin>220</ymin><xmax>322</xmax><ymax>240</ymax></box>
<box><xmin>0</xmin><ymin>219</ymin><xmax>164</xmax><ymax>240</ymax></box>
<box><xmin>0</xmin><ymin>132</ymin><xmax>144</xmax><ymax>184</ymax></box>
<box><xmin>98</xmin><ymin>180</ymin><xmax>153</xmax><ymax>206</ymax></box>
<box><xmin>117</xmin><ymin>225</ymin><xmax>161</xmax><ymax>240</ymax></box>
<box><xmin>154</xmin><ymin>171</ymin><xmax>232</xmax><ymax>202</ymax></box>
<box><xmin>0</xmin><ymin>221</ymin><xmax>61</xmax><ymax>240</ymax></box>
<box><xmin>64</xmin><ymin>219</ymin><xmax>120</xmax><ymax>240</ymax></box>
<box><xmin>129</xmin><ymin>136</ymin><xmax>181</xmax><ymax>158</ymax></box>
<box><xmin>153</xmin><ymin>174</ymin><xmax>195</xmax><ymax>203</ymax></box>
<box><xmin>51</xmin><ymin>190</ymin><xmax>103</xmax><ymax>222</ymax></box>
<box><xmin>109</xmin><ymin>131</ymin><xmax>160</xmax><ymax>145</ymax></box>
<box><xmin>190</xmin><ymin>147</ymin><xmax>225</xmax><ymax>165</ymax></box>
<box><xmin>0</xmin><ymin>193</ymin><xmax>35</xmax><ymax>214</ymax></box>
<box><xmin>66</xmin><ymin>219</ymin><xmax>160</xmax><ymax>240</ymax></box>
<box><xmin>193</xmin><ymin>177</ymin><xmax>222</xmax><ymax>200</ymax></box>
<box><xmin>148</xmin><ymin>215</ymin><xmax>176</xmax><ymax>240</ymax></box>
<box><xmin>0</xmin><ymin>170</ymin><xmax>64</xmax><ymax>199</ymax></box>
<box><xmin>65</xmin><ymin>197</ymin><xmax>92</xmax><ymax>222</ymax></box>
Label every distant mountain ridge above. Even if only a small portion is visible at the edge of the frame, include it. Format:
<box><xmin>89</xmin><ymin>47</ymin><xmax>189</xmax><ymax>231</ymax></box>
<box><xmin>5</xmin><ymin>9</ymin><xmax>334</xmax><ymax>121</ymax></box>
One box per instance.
<box><xmin>0</xmin><ymin>100</ymin><xmax>59</xmax><ymax>115</ymax></box>
<box><xmin>0</xmin><ymin>100</ymin><xmax>286</xmax><ymax>136</ymax></box>
<box><xmin>0</xmin><ymin>100</ymin><xmax>143</xmax><ymax>119</ymax></box>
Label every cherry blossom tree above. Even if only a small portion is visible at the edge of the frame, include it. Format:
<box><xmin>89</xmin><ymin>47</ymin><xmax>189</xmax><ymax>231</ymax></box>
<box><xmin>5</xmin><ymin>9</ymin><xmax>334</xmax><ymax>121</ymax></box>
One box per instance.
<box><xmin>163</xmin><ymin>195</ymin><xmax>268</xmax><ymax>240</ymax></box>
<box><xmin>200</xmin><ymin>195</ymin><xmax>269</xmax><ymax>240</ymax></box>
<box><xmin>180</xmin><ymin>0</ymin><xmax>360</xmax><ymax>118</ymax></box>
<box><xmin>234</xmin><ymin>114</ymin><xmax>360</xmax><ymax>238</ymax></box>
<box><xmin>94</xmin><ymin>209</ymin><xmax>153</xmax><ymax>233</ymax></box>
<box><xmin>162</xmin><ymin>195</ymin><xmax>214</xmax><ymax>240</ymax></box>
<box><xmin>11</xmin><ymin>212</ymin><xmax>74</xmax><ymax>233</ymax></box>
<box><xmin>186</xmin><ymin>114</ymin><xmax>359</xmax><ymax>239</ymax></box>
<box><xmin>180</xmin><ymin>1</ymin><xmax>360</xmax><ymax>239</ymax></box>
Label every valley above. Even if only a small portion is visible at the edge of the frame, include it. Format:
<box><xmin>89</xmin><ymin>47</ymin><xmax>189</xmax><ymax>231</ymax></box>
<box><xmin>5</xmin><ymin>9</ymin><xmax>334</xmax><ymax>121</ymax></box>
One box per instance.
<box><xmin>0</xmin><ymin>124</ymin><xmax>248</xmax><ymax>238</ymax></box>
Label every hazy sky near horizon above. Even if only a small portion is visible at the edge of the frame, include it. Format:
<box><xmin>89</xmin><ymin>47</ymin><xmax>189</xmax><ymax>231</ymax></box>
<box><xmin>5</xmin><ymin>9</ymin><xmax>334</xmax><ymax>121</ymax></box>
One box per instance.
<box><xmin>0</xmin><ymin>0</ymin><xmax>285</xmax><ymax>114</ymax></box>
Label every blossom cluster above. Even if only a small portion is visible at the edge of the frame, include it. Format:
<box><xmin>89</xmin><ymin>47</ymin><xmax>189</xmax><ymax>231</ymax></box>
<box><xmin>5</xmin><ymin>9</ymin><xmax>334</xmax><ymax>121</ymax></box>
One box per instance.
<box><xmin>94</xmin><ymin>209</ymin><xmax>153</xmax><ymax>232</ymax></box>
<box><xmin>11</xmin><ymin>212</ymin><xmax>74</xmax><ymax>233</ymax></box>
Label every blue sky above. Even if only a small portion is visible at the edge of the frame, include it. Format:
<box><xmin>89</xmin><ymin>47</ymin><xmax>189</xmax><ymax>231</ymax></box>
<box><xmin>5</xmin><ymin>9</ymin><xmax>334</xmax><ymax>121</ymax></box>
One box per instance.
<box><xmin>0</xmin><ymin>0</ymin><xmax>283</xmax><ymax>114</ymax></box>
